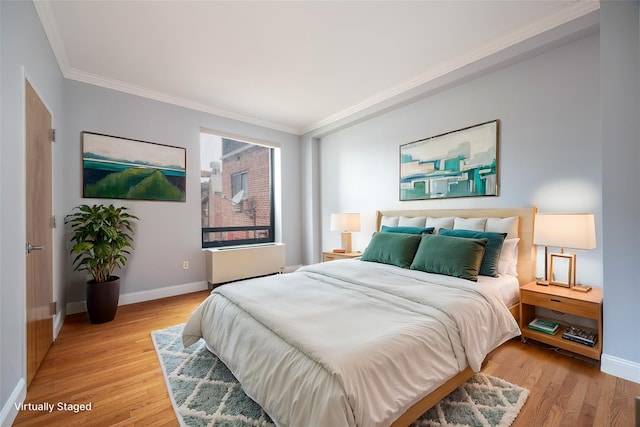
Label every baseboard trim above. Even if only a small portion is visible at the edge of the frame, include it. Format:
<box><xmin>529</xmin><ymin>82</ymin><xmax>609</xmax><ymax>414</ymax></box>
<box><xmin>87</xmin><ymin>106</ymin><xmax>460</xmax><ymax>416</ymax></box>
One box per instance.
<box><xmin>0</xmin><ymin>378</ymin><xmax>26</xmax><ymax>427</ymax></box>
<box><xmin>66</xmin><ymin>281</ymin><xmax>209</xmax><ymax>315</ymax></box>
<box><xmin>601</xmin><ymin>353</ymin><xmax>640</xmax><ymax>384</ymax></box>
<box><xmin>53</xmin><ymin>311</ymin><xmax>64</xmax><ymax>339</ymax></box>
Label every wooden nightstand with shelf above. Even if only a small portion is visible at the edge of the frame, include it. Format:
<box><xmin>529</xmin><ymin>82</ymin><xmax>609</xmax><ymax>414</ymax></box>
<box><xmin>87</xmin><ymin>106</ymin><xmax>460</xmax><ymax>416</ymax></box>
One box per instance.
<box><xmin>519</xmin><ymin>281</ymin><xmax>603</xmax><ymax>360</ymax></box>
<box><xmin>322</xmin><ymin>251</ymin><xmax>361</xmax><ymax>262</ymax></box>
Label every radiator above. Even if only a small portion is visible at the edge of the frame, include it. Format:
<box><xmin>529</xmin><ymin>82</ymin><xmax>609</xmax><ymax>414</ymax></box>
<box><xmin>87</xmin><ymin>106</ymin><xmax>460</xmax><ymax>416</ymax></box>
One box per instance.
<box><xmin>204</xmin><ymin>243</ymin><xmax>286</xmax><ymax>285</ymax></box>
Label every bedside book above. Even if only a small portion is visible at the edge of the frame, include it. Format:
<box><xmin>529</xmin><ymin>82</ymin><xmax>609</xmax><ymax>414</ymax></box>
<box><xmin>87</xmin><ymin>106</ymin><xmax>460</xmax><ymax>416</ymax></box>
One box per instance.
<box><xmin>528</xmin><ymin>318</ymin><xmax>559</xmax><ymax>335</ymax></box>
<box><xmin>562</xmin><ymin>326</ymin><xmax>597</xmax><ymax>347</ymax></box>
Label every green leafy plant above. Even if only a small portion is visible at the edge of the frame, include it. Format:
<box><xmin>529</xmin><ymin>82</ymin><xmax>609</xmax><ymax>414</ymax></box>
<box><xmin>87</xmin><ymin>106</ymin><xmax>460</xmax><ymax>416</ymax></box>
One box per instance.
<box><xmin>67</xmin><ymin>204</ymin><xmax>139</xmax><ymax>284</ymax></box>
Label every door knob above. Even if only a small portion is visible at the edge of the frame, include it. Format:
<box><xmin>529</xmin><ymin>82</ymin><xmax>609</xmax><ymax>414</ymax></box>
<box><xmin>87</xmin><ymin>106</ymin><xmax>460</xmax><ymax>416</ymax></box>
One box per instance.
<box><xmin>26</xmin><ymin>243</ymin><xmax>45</xmax><ymax>253</ymax></box>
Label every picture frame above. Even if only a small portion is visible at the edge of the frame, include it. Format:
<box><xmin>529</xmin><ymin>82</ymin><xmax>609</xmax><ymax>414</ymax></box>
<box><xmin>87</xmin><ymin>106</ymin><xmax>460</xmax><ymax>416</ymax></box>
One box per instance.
<box><xmin>399</xmin><ymin>120</ymin><xmax>499</xmax><ymax>201</ymax></box>
<box><xmin>82</xmin><ymin>132</ymin><xmax>186</xmax><ymax>202</ymax></box>
<box><xmin>549</xmin><ymin>253</ymin><xmax>575</xmax><ymax>288</ymax></box>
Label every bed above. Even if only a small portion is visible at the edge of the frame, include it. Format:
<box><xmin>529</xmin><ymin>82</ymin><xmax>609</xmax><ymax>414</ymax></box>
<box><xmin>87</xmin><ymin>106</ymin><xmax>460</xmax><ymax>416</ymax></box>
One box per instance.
<box><xmin>183</xmin><ymin>207</ymin><xmax>536</xmax><ymax>427</ymax></box>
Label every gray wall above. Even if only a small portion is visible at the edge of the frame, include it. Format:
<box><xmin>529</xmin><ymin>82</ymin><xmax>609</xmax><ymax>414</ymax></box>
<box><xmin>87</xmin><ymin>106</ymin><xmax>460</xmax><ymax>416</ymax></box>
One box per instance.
<box><xmin>62</xmin><ymin>81</ymin><xmax>302</xmax><ymax>303</ymax></box>
<box><xmin>2</xmin><ymin>1</ymin><xmax>639</xmax><ymax>424</ymax></box>
<box><xmin>311</xmin><ymin>7</ymin><xmax>640</xmax><ymax>381</ymax></box>
<box><xmin>600</xmin><ymin>0</ymin><xmax>640</xmax><ymax>374</ymax></box>
<box><xmin>0</xmin><ymin>2</ymin><xmax>302</xmax><ymax>424</ymax></box>
<box><xmin>317</xmin><ymin>32</ymin><xmax>602</xmax><ymax>284</ymax></box>
<box><xmin>1</xmin><ymin>1</ymin><xmax>65</xmax><ymax>423</ymax></box>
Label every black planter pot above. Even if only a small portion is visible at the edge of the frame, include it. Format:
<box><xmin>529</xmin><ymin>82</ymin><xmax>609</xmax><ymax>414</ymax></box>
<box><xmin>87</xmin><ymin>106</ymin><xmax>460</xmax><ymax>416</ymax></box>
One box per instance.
<box><xmin>86</xmin><ymin>276</ymin><xmax>120</xmax><ymax>324</ymax></box>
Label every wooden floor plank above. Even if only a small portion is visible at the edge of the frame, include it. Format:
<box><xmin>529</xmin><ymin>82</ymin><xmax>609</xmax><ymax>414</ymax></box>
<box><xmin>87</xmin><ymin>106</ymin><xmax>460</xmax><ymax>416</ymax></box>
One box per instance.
<box><xmin>12</xmin><ymin>291</ymin><xmax>640</xmax><ymax>426</ymax></box>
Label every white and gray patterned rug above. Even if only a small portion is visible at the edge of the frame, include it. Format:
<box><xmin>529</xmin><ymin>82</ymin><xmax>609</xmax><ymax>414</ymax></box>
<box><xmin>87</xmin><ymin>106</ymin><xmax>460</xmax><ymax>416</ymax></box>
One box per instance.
<box><xmin>152</xmin><ymin>324</ymin><xmax>528</xmax><ymax>427</ymax></box>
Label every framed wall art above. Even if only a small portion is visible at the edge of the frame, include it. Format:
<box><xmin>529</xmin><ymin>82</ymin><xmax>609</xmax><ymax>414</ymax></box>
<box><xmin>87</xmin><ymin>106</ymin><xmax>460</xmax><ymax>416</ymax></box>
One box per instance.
<box><xmin>399</xmin><ymin>120</ymin><xmax>499</xmax><ymax>201</ymax></box>
<box><xmin>82</xmin><ymin>132</ymin><xmax>186</xmax><ymax>202</ymax></box>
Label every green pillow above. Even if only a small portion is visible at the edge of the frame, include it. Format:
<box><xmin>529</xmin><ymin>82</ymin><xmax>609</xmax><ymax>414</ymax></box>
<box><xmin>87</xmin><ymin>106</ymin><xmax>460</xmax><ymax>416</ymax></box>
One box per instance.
<box><xmin>361</xmin><ymin>232</ymin><xmax>422</xmax><ymax>268</ymax></box>
<box><xmin>380</xmin><ymin>225</ymin><xmax>435</xmax><ymax>235</ymax></box>
<box><xmin>438</xmin><ymin>229</ymin><xmax>507</xmax><ymax>277</ymax></box>
<box><xmin>410</xmin><ymin>234</ymin><xmax>488</xmax><ymax>281</ymax></box>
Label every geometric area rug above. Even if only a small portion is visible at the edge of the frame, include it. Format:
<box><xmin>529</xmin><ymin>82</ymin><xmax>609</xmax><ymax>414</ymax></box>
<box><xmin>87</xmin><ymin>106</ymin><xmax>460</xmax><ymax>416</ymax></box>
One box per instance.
<box><xmin>152</xmin><ymin>324</ymin><xmax>529</xmax><ymax>427</ymax></box>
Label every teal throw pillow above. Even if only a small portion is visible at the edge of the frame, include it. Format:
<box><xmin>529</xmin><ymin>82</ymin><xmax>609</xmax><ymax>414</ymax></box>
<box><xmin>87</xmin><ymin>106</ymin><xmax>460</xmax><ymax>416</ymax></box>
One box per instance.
<box><xmin>361</xmin><ymin>232</ymin><xmax>422</xmax><ymax>268</ymax></box>
<box><xmin>380</xmin><ymin>225</ymin><xmax>435</xmax><ymax>235</ymax></box>
<box><xmin>410</xmin><ymin>234</ymin><xmax>488</xmax><ymax>281</ymax></box>
<box><xmin>438</xmin><ymin>229</ymin><xmax>507</xmax><ymax>277</ymax></box>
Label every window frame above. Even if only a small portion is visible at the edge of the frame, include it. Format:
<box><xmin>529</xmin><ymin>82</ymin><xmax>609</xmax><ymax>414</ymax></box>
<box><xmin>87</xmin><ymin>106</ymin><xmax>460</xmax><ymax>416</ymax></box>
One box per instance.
<box><xmin>201</xmin><ymin>134</ymin><xmax>275</xmax><ymax>249</ymax></box>
<box><xmin>231</xmin><ymin>171</ymin><xmax>249</xmax><ymax>201</ymax></box>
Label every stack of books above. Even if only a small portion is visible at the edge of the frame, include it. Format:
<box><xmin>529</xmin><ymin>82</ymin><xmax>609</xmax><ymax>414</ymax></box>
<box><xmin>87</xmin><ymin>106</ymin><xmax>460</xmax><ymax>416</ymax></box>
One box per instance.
<box><xmin>562</xmin><ymin>326</ymin><xmax>598</xmax><ymax>347</ymax></box>
<box><xmin>528</xmin><ymin>318</ymin><xmax>559</xmax><ymax>335</ymax></box>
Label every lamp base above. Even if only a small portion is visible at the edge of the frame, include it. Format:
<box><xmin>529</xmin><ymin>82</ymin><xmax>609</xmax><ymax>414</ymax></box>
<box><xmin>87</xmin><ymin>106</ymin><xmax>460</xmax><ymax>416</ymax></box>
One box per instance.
<box><xmin>536</xmin><ymin>280</ymin><xmax>549</xmax><ymax>286</ymax></box>
<box><xmin>341</xmin><ymin>232</ymin><xmax>352</xmax><ymax>253</ymax></box>
<box><xmin>573</xmin><ymin>284</ymin><xmax>592</xmax><ymax>292</ymax></box>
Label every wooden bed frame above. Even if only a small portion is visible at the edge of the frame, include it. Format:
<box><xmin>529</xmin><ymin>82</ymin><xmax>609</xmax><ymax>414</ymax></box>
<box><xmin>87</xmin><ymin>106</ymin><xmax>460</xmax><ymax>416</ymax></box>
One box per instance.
<box><xmin>375</xmin><ymin>207</ymin><xmax>537</xmax><ymax>427</ymax></box>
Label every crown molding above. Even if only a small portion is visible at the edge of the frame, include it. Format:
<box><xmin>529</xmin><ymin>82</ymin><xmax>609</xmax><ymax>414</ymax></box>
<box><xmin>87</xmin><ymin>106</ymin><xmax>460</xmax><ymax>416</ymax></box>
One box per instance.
<box><xmin>33</xmin><ymin>0</ymin><xmax>70</xmax><ymax>76</ymax></box>
<box><xmin>302</xmin><ymin>1</ymin><xmax>600</xmax><ymax>135</ymax></box>
<box><xmin>34</xmin><ymin>0</ymin><xmax>599</xmax><ymax>137</ymax></box>
<box><xmin>63</xmin><ymin>66</ymin><xmax>299</xmax><ymax>135</ymax></box>
<box><xmin>32</xmin><ymin>0</ymin><xmax>299</xmax><ymax>135</ymax></box>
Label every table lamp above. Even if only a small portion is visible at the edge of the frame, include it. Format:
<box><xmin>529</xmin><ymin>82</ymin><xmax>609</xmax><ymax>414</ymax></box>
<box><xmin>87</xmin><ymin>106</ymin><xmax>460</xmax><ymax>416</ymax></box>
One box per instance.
<box><xmin>330</xmin><ymin>213</ymin><xmax>361</xmax><ymax>253</ymax></box>
<box><xmin>533</xmin><ymin>213</ymin><xmax>596</xmax><ymax>291</ymax></box>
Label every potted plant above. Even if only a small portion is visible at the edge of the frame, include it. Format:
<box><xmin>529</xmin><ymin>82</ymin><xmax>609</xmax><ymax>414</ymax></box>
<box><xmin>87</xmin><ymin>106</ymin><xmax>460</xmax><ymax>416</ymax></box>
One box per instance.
<box><xmin>67</xmin><ymin>204</ymin><xmax>139</xmax><ymax>323</ymax></box>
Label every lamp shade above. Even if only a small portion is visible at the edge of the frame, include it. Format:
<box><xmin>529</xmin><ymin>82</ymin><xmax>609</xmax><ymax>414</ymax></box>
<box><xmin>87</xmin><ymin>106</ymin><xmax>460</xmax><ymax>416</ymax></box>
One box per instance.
<box><xmin>533</xmin><ymin>213</ymin><xmax>596</xmax><ymax>250</ymax></box>
<box><xmin>330</xmin><ymin>213</ymin><xmax>361</xmax><ymax>232</ymax></box>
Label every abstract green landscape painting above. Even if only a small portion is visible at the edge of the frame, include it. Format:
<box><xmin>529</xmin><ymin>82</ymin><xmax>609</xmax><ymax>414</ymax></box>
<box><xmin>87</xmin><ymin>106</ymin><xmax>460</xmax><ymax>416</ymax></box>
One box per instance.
<box><xmin>82</xmin><ymin>132</ymin><xmax>186</xmax><ymax>202</ymax></box>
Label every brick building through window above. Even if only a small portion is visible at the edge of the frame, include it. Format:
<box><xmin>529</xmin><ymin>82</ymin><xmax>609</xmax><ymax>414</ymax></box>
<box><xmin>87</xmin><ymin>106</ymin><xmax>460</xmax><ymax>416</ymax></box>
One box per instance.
<box><xmin>201</xmin><ymin>134</ymin><xmax>274</xmax><ymax>247</ymax></box>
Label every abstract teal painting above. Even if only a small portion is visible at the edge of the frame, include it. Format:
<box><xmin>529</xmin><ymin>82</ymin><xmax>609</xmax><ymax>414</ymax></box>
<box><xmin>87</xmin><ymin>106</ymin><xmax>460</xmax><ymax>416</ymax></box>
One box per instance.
<box><xmin>400</xmin><ymin>120</ymin><xmax>498</xmax><ymax>201</ymax></box>
<box><xmin>82</xmin><ymin>132</ymin><xmax>186</xmax><ymax>202</ymax></box>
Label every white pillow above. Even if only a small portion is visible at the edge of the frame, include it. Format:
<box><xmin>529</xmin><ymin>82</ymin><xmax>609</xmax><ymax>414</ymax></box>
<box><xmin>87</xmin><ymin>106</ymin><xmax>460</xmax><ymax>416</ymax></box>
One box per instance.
<box><xmin>453</xmin><ymin>217</ymin><xmax>487</xmax><ymax>231</ymax></box>
<box><xmin>486</xmin><ymin>216</ymin><xmax>519</xmax><ymax>239</ymax></box>
<box><xmin>425</xmin><ymin>217</ymin><xmax>454</xmax><ymax>233</ymax></box>
<box><xmin>398</xmin><ymin>216</ymin><xmax>427</xmax><ymax>227</ymax></box>
<box><xmin>498</xmin><ymin>238</ymin><xmax>520</xmax><ymax>276</ymax></box>
<box><xmin>380</xmin><ymin>216</ymin><xmax>399</xmax><ymax>229</ymax></box>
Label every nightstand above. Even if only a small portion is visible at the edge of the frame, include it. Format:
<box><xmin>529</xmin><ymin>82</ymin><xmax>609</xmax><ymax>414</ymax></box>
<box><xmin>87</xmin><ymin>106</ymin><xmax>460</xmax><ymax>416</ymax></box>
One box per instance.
<box><xmin>519</xmin><ymin>281</ymin><xmax>603</xmax><ymax>360</ymax></box>
<box><xmin>322</xmin><ymin>251</ymin><xmax>361</xmax><ymax>262</ymax></box>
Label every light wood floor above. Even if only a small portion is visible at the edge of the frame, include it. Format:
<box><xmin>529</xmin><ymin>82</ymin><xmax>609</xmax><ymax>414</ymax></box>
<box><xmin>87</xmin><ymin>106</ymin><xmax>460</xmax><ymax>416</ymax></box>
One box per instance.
<box><xmin>13</xmin><ymin>290</ymin><xmax>640</xmax><ymax>426</ymax></box>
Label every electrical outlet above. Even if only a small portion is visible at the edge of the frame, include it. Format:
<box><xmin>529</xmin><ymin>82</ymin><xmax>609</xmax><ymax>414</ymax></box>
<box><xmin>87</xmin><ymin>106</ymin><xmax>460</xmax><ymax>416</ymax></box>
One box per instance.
<box><xmin>182</xmin><ymin>261</ymin><xmax>189</xmax><ymax>270</ymax></box>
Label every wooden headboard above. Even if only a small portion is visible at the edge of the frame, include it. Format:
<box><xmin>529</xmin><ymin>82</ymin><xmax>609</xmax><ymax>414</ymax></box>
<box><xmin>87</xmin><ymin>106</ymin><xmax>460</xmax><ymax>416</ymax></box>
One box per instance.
<box><xmin>375</xmin><ymin>207</ymin><xmax>537</xmax><ymax>286</ymax></box>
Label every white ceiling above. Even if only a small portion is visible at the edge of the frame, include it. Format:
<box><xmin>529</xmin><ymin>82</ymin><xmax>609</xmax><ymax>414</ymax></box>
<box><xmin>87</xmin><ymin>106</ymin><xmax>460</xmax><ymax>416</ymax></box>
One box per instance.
<box><xmin>35</xmin><ymin>1</ymin><xmax>599</xmax><ymax>135</ymax></box>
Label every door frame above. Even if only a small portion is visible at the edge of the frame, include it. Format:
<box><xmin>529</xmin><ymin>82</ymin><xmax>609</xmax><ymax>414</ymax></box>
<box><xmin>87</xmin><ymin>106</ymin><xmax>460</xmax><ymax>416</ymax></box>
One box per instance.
<box><xmin>21</xmin><ymin>69</ymin><xmax>57</xmax><ymax>385</ymax></box>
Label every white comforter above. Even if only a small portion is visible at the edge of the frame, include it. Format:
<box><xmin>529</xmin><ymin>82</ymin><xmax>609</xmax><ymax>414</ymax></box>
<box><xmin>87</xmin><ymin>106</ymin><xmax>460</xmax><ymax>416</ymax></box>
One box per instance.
<box><xmin>183</xmin><ymin>259</ymin><xmax>520</xmax><ymax>427</ymax></box>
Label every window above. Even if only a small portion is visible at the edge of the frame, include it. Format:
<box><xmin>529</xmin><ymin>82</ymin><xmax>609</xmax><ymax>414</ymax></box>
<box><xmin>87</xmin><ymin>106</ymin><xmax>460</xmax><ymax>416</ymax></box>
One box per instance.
<box><xmin>200</xmin><ymin>132</ymin><xmax>275</xmax><ymax>248</ymax></box>
<box><xmin>231</xmin><ymin>171</ymin><xmax>248</xmax><ymax>201</ymax></box>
